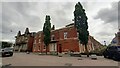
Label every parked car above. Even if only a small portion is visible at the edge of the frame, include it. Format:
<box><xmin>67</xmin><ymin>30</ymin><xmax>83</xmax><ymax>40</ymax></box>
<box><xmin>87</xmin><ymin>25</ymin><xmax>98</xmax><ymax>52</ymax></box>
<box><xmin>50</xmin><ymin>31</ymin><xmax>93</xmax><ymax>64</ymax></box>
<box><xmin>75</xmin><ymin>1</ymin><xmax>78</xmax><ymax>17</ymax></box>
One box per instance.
<box><xmin>103</xmin><ymin>46</ymin><xmax>120</xmax><ymax>61</ymax></box>
<box><xmin>0</xmin><ymin>42</ymin><xmax>14</xmax><ymax>57</ymax></box>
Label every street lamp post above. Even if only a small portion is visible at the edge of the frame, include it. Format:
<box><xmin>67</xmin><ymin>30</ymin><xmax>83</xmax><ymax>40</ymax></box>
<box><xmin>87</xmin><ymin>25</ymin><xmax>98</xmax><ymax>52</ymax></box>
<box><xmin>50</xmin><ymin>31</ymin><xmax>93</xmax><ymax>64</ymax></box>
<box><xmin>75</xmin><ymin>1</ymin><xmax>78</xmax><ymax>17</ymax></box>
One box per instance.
<box><xmin>104</xmin><ymin>41</ymin><xmax>106</xmax><ymax>46</ymax></box>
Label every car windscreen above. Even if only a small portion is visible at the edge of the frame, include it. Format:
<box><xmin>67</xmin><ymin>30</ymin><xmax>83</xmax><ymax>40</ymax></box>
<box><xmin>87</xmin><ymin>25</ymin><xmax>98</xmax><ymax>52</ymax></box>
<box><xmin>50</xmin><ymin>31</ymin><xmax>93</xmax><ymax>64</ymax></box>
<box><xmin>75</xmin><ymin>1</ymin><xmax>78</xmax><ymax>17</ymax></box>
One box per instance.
<box><xmin>2</xmin><ymin>42</ymin><xmax>12</xmax><ymax>48</ymax></box>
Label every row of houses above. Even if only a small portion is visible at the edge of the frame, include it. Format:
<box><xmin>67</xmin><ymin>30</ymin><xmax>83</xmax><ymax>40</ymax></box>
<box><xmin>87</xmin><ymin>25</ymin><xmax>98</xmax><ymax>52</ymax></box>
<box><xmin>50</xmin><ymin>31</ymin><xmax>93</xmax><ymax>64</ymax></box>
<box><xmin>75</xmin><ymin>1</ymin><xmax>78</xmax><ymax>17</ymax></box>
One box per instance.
<box><xmin>14</xmin><ymin>23</ymin><xmax>103</xmax><ymax>54</ymax></box>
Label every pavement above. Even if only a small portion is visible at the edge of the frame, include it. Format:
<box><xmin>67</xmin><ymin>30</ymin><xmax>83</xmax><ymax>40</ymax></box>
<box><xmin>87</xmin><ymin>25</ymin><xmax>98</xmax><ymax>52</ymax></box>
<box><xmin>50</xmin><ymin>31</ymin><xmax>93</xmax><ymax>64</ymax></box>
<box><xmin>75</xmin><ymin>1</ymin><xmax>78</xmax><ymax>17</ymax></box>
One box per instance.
<box><xmin>2</xmin><ymin>53</ymin><xmax>119</xmax><ymax>67</ymax></box>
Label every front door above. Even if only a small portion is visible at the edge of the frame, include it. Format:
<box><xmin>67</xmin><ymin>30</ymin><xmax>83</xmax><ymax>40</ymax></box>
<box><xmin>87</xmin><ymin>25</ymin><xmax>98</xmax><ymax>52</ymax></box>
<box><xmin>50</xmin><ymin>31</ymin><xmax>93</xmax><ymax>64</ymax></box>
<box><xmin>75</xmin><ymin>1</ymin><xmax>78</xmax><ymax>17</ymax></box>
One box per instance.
<box><xmin>59</xmin><ymin>44</ymin><xmax>62</xmax><ymax>53</ymax></box>
<box><xmin>49</xmin><ymin>43</ymin><xmax>57</xmax><ymax>52</ymax></box>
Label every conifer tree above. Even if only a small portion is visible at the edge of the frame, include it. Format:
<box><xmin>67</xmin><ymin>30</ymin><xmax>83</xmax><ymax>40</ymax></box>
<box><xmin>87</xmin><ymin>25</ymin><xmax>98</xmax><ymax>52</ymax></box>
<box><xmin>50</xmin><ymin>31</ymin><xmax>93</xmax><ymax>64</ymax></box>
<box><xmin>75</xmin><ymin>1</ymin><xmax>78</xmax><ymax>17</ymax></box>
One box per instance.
<box><xmin>43</xmin><ymin>15</ymin><xmax>51</xmax><ymax>54</ymax></box>
<box><xmin>74</xmin><ymin>2</ymin><xmax>89</xmax><ymax>57</ymax></box>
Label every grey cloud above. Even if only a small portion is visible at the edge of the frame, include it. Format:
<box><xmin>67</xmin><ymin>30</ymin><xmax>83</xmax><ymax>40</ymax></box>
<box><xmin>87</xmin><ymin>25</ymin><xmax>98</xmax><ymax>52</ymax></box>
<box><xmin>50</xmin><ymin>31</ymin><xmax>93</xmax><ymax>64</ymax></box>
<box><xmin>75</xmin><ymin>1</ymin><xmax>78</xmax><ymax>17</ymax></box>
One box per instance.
<box><xmin>0</xmin><ymin>2</ymin><xmax>2</xmax><ymax>37</ymax></box>
<box><xmin>81</xmin><ymin>2</ymin><xmax>89</xmax><ymax>10</ymax></box>
<box><xmin>94</xmin><ymin>2</ymin><xmax>118</xmax><ymax>24</ymax></box>
<box><xmin>4</xmin><ymin>2</ymin><xmax>37</xmax><ymax>16</ymax></box>
<box><xmin>3</xmin><ymin>1</ymin><xmax>115</xmax><ymax>45</ymax></box>
<box><xmin>62</xmin><ymin>2</ymin><xmax>75</xmax><ymax>10</ymax></box>
<box><xmin>44</xmin><ymin>2</ymin><xmax>75</xmax><ymax>28</ymax></box>
<box><xmin>2</xmin><ymin>2</ymin><xmax>75</xmax><ymax>42</ymax></box>
<box><xmin>2</xmin><ymin>2</ymin><xmax>42</xmax><ymax>42</ymax></box>
<box><xmin>97</xmin><ymin>31</ymin><xmax>113</xmax><ymax>37</ymax></box>
<box><xmin>2</xmin><ymin>2</ymin><xmax>41</xmax><ymax>31</ymax></box>
<box><xmin>93</xmin><ymin>2</ymin><xmax>119</xmax><ymax>44</ymax></box>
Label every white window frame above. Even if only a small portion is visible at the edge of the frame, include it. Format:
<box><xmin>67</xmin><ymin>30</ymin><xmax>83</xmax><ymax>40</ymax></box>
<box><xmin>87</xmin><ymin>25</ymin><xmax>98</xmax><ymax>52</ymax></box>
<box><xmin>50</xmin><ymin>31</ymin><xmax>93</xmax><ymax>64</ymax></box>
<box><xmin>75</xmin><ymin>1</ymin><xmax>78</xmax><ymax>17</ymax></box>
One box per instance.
<box><xmin>44</xmin><ymin>45</ymin><xmax>46</xmax><ymax>49</ymax></box>
<box><xmin>39</xmin><ymin>39</ymin><xmax>41</xmax><ymax>43</ymax></box>
<box><xmin>64</xmin><ymin>32</ymin><xmax>68</xmax><ymax>39</ymax></box>
<box><xmin>39</xmin><ymin>34</ymin><xmax>41</xmax><ymax>37</ymax></box>
<box><xmin>51</xmin><ymin>35</ymin><xmax>55</xmax><ymax>41</ymax></box>
<box><xmin>34</xmin><ymin>40</ymin><xmax>36</xmax><ymax>44</ymax></box>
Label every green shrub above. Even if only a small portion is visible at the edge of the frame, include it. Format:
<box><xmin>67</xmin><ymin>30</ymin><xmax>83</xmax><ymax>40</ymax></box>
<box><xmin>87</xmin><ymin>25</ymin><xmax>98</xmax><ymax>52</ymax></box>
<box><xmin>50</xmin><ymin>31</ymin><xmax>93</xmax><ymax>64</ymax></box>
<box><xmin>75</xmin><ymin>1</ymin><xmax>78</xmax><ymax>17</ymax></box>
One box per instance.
<box><xmin>90</xmin><ymin>46</ymin><xmax>107</xmax><ymax>56</ymax></box>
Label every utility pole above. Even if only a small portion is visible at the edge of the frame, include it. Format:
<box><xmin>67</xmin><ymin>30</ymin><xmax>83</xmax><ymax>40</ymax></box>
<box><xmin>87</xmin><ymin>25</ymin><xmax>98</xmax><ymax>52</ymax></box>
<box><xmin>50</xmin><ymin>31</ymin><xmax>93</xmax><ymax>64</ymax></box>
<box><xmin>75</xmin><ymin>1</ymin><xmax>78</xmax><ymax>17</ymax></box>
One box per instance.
<box><xmin>104</xmin><ymin>41</ymin><xmax>106</xmax><ymax>46</ymax></box>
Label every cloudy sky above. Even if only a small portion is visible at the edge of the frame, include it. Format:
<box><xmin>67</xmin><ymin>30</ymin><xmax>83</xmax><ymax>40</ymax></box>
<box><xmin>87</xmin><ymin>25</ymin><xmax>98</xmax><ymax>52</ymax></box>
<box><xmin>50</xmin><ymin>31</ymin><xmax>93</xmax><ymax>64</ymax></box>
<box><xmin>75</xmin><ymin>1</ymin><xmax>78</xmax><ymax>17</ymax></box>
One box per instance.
<box><xmin>1</xmin><ymin>0</ymin><xmax>120</xmax><ymax>45</ymax></box>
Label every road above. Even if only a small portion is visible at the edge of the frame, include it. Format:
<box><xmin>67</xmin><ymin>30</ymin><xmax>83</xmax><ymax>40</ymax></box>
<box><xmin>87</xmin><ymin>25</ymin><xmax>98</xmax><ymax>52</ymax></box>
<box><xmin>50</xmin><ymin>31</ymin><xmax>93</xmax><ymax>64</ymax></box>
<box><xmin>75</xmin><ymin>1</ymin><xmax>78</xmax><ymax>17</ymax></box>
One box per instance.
<box><xmin>2</xmin><ymin>53</ymin><xmax>120</xmax><ymax>67</ymax></box>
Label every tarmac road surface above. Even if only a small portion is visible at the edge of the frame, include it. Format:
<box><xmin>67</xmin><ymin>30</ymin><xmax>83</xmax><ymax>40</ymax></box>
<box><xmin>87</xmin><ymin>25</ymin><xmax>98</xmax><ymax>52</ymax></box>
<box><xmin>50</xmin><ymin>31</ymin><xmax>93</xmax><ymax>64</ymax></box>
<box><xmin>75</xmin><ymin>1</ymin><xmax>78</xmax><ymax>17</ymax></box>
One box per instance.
<box><xmin>2</xmin><ymin>53</ymin><xmax>119</xmax><ymax>67</ymax></box>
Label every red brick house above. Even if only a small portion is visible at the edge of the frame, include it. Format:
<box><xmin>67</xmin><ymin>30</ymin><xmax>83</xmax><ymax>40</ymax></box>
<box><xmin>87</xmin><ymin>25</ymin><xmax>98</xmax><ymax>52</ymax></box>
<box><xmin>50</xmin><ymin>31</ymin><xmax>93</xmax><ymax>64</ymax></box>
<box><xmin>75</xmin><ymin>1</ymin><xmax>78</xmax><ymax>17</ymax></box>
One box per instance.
<box><xmin>33</xmin><ymin>24</ymin><xmax>102</xmax><ymax>54</ymax></box>
<box><xmin>14</xmin><ymin>28</ymin><xmax>36</xmax><ymax>52</ymax></box>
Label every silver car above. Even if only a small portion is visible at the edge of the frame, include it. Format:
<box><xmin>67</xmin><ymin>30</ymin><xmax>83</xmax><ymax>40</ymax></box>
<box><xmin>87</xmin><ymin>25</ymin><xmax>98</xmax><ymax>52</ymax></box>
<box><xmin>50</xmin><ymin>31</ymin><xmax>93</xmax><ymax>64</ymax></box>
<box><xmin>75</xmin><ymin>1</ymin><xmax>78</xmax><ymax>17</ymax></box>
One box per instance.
<box><xmin>0</xmin><ymin>42</ymin><xmax>14</xmax><ymax>57</ymax></box>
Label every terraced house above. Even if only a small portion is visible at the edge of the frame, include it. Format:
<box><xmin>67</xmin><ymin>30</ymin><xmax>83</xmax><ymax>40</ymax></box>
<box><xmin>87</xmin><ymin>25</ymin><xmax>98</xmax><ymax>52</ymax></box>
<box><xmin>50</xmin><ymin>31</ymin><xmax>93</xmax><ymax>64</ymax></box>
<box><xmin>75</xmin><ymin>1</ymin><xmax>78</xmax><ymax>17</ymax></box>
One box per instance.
<box><xmin>32</xmin><ymin>23</ymin><xmax>102</xmax><ymax>54</ymax></box>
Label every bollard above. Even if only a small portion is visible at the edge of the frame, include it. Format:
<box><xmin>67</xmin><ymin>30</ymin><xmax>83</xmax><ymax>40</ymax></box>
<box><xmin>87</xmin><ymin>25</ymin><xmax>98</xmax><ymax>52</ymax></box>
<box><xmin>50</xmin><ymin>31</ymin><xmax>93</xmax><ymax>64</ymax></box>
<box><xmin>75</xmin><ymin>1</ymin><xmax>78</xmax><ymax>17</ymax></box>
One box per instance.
<box><xmin>91</xmin><ymin>54</ymin><xmax>97</xmax><ymax>60</ymax></box>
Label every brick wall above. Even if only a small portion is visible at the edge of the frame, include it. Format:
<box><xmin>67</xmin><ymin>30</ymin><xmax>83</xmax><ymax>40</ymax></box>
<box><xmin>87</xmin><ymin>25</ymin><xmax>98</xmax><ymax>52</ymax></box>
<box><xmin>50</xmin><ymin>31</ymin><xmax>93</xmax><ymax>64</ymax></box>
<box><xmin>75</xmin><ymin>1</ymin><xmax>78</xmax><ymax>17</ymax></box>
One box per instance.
<box><xmin>27</xmin><ymin>36</ymin><xmax>34</xmax><ymax>52</ymax></box>
<box><xmin>32</xmin><ymin>26</ymin><xmax>101</xmax><ymax>53</ymax></box>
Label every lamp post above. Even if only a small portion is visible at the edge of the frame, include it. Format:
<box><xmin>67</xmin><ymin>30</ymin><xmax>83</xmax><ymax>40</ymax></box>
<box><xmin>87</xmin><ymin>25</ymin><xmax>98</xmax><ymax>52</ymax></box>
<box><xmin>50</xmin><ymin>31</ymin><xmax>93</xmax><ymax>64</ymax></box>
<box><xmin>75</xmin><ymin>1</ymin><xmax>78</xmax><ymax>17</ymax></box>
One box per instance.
<box><xmin>104</xmin><ymin>41</ymin><xmax>106</xmax><ymax>46</ymax></box>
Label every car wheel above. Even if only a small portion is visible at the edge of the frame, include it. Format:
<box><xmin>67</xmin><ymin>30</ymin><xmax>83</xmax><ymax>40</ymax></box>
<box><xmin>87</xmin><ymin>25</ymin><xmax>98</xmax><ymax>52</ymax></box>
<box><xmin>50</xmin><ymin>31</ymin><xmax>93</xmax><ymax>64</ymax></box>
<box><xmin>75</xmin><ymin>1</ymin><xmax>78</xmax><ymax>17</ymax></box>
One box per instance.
<box><xmin>108</xmin><ymin>56</ymin><xmax>112</xmax><ymax>59</ymax></box>
<box><xmin>104</xmin><ymin>55</ymin><xmax>107</xmax><ymax>58</ymax></box>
